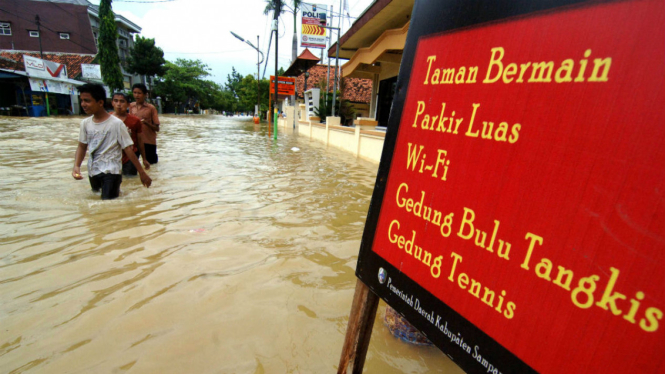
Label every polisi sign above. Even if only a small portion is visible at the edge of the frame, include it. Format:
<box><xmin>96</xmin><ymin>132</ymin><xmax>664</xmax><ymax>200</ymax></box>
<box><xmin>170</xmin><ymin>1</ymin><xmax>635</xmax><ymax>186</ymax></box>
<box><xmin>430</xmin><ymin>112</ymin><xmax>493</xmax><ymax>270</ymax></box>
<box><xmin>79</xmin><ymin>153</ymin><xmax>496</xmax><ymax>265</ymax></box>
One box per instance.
<box><xmin>301</xmin><ymin>2</ymin><xmax>327</xmax><ymax>48</ymax></box>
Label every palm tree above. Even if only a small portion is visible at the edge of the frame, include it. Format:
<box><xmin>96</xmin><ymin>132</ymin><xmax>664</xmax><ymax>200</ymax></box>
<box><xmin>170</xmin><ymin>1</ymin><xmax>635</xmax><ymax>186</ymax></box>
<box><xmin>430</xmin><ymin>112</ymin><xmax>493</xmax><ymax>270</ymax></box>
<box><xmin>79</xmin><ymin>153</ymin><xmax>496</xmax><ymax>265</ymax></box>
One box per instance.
<box><xmin>264</xmin><ymin>0</ymin><xmax>301</xmax><ymax>63</ymax></box>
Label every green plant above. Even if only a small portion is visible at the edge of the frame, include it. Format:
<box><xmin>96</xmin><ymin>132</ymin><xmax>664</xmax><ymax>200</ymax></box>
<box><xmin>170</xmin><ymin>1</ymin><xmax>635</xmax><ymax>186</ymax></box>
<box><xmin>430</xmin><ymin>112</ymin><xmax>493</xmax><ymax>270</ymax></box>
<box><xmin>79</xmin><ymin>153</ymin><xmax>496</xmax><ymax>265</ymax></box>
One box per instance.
<box><xmin>313</xmin><ymin>78</ymin><xmax>356</xmax><ymax>125</ymax></box>
<box><xmin>98</xmin><ymin>0</ymin><xmax>124</xmax><ymax>91</ymax></box>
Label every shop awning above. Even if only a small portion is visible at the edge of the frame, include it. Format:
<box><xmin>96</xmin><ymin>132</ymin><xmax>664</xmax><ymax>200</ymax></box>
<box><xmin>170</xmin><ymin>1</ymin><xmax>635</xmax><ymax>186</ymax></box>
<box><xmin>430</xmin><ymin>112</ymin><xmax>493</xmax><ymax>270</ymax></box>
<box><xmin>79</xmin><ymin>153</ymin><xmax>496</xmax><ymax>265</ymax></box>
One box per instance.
<box><xmin>0</xmin><ymin>68</ymin><xmax>85</xmax><ymax>95</ymax></box>
<box><xmin>0</xmin><ymin>68</ymin><xmax>85</xmax><ymax>86</ymax></box>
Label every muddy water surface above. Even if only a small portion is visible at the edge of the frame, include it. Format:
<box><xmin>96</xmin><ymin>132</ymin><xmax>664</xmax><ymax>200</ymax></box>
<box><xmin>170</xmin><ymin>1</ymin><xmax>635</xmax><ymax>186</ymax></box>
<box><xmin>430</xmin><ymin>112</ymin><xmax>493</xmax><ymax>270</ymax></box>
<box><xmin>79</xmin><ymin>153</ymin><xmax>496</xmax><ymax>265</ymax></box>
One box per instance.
<box><xmin>0</xmin><ymin>115</ymin><xmax>463</xmax><ymax>373</ymax></box>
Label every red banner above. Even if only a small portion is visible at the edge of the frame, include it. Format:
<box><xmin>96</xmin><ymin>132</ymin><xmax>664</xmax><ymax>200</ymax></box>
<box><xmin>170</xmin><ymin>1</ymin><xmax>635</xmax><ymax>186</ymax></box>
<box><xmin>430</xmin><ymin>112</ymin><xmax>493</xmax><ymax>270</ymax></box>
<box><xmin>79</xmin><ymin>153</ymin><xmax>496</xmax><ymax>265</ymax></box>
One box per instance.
<box><xmin>368</xmin><ymin>0</ymin><xmax>664</xmax><ymax>372</ymax></box>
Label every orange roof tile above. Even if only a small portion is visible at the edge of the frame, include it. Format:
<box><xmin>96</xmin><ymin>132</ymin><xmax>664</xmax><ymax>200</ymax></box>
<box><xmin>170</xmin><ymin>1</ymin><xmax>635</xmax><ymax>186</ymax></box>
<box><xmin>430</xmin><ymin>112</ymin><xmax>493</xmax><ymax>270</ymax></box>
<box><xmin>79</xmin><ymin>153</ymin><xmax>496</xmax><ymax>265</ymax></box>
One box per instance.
<box><xmin>0</xmin><ymin>51</ymin><xmax>95</xmax><ymax>79</ymax></box>
<box><xmin>296</xmin><ymin>64</ymin><xmax>372</xmax><ymax>104</ymax></box>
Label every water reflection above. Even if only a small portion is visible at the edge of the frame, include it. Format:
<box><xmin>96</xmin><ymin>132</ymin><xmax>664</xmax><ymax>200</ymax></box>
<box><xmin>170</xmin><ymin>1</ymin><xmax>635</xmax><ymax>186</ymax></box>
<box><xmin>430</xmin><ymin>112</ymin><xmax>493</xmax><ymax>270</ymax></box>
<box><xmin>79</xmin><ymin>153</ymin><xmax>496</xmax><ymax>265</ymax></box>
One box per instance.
<box><xmin>0</xmin><ymin>115</ymin><xmax>461</xmax><ymax>373</ymax></box>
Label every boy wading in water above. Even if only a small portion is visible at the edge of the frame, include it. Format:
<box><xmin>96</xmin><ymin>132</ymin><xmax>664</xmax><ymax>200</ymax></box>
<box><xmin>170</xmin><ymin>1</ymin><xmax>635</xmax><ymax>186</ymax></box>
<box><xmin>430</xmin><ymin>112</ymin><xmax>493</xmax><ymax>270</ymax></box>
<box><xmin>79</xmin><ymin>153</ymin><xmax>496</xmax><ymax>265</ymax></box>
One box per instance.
<box><xmin>72</xmin><ymin>83</ymin><xmax>152</xmax><ymax>199</ymax></box>
<box><xmin>110</xmin><ymin>92</ymin><xmax>150</xmax><ymax>175</ymax></box>
<box><xmin>129</xmin><ymin>83</ymin><xmax>160</xmax><ymax>164</ymax></box>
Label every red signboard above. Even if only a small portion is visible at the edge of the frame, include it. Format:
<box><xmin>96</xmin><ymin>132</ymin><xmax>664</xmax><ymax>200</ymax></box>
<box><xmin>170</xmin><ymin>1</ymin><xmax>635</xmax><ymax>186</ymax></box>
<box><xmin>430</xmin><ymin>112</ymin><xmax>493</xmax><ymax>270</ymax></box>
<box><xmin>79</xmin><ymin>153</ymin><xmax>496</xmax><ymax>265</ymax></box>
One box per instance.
<box><xmin>356</xmin><ymin>0</ymin><xmax>664</xmax><ymax>373</ymax></box>
<box><xmin>270</xmin><ymin>76</ymin><xmax>296</xmax><ymax>97</ymax></box>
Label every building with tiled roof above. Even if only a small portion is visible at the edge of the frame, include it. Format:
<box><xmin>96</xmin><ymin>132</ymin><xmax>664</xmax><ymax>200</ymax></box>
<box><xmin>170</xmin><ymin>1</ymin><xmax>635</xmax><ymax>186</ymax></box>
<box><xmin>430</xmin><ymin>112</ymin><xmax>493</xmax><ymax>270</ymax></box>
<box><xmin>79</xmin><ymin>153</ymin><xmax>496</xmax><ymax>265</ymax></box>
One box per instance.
<box><xmin>0</xmin><ymin>51</ymin><xmax>94</xmax><ymax>79</ymax></box>
<box><xmin>1</xmin><ymin>0</ymin><xmax>144</xmax><ymax>90</ymax></box>
<box><xmin>0</xmin><ymin>0</ymin><xmax>149</xmax><ymax>116</ymax></box>
<box><xmin>293</xmin><ymin>64</ymin><xmax>372</xmax><ymax>118</ymax></box>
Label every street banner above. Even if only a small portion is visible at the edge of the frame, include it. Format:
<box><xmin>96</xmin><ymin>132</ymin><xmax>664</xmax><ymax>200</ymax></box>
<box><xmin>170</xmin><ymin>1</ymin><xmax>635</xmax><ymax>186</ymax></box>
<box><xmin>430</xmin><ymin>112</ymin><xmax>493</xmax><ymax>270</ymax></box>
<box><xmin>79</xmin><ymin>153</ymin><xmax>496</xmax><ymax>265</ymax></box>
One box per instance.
<box><xmin>301</xmin><ymin>3</ymin><xmax>327</xmax><ymax>49</ymax></box>
<box><xmin>270</xmin><ymin>76</ymin><xmax>296</xmax><ymax>97</ymax></box>
<box><xmin>81</xmin><ymin>64</ymin><xmax>102</xmax><ymax>80</ymax></box>
<box><xmin>23</xmin><ymin>55</ymin><xmax>67</xmax><ymax>79</ymax></box>
<box><xmin>29</xmin><ymin>78</ymin><xmax>77</xmax><ymax>95</ymax></box>
<box><xmin>355</xmin><ymin>0</ymin><xmax>664</xmax><ymax>373</ymax></box>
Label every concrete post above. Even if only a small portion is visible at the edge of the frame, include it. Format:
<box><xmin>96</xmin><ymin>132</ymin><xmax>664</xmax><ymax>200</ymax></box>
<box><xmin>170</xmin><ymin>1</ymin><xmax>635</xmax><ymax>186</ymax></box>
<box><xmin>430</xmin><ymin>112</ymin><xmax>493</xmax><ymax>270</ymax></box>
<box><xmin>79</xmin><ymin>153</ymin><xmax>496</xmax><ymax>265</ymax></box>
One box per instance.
<box><xmin>354</xmin><ymin>125</ymin><xmax>361</xmax><ymax>158</ymax></box>
<box><xmin>325</xmin><ymin>121</ymin><xmax>330</xmax><ymax>146</ymax></box>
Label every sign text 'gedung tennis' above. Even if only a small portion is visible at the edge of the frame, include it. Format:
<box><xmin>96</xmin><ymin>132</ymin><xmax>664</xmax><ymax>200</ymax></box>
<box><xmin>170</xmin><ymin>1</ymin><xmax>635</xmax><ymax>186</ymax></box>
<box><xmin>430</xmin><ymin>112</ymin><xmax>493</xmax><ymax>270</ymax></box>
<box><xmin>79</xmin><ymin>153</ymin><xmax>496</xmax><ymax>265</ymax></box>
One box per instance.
<box><xmin>357</xmin><ymin>0</ymin><xmax>664</xmax><ymax>373</ymax></box>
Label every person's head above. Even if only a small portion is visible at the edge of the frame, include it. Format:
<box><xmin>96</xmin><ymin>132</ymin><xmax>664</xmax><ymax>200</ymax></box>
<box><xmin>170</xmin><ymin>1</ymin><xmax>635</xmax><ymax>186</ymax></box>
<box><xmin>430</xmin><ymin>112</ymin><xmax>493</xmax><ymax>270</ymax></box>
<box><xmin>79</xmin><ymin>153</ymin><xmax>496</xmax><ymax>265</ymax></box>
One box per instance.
<box><xmin>78</xmin><ymin>83</ymin><xmax>106</xmax><ymax>115</ymax></box>
<box><xmin>112</xmin><ymin>92</ymin><xmax>129</xmax><ymax>114</ymax></box>
<box><xmin>132</xmin><ymin>83</ymin><xmax>148</xmax><ymax>104</ymax></box>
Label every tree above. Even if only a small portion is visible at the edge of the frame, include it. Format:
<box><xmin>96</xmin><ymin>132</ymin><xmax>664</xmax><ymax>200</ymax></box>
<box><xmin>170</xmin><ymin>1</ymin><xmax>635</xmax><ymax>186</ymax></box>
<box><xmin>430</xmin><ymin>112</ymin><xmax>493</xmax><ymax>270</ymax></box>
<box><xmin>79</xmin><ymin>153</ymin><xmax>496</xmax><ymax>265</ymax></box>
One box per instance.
<box><xmin>98</xmin><ymin>0</ymin><xmax>124</xmax><ymax>91</ymax></box>
<box><xmin>264</xmin><ymin>0</ymin><xmax>301</xmax><ymax>62</ymax></box>
<box><xmin>225</xmin><ymin>67</ymin><xmax>244</xmax><ymax>100</ymax></box>
<box><xmin>153</xmin><ymin>58</ymin><xmax>240</xmax><ymax>113</ymax></box>
<box><xmin>126</xmin><ymin>35</ymin><xmax>166</xmax><ymax>84</ymax></box>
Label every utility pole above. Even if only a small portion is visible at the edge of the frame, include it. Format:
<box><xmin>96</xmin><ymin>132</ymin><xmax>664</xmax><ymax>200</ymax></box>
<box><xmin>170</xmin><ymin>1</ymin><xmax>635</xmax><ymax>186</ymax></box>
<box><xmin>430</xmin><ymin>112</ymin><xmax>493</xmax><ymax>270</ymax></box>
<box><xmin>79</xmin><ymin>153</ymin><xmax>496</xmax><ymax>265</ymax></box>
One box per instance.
<box><xmin>326</xmin><ymin>5</ymin><xmax>332</xmax><ymax>98</ymax></box>
<box><xmin>35</xmin><ymin>14</ymin><xmax>49</xmax><ymax>116</ymax></box>
<box><xmin>331</xmin><ymin>0</ymin><xmax>341</xmax><ymax>117</ymax></box>
<box><xmin>257</xmin><ymin>35</ymin><xmax>261</xmax><ymax>119</ymax></box>
<box><xmin>230</xmin><ymin>32</ymin><xmax>264</xmax><ymax>120</ymax></box>
<box><xmin>273</xmin><ymin>0</ymin><xmax>280</xmax><ymax>139</ymax></box>
<box><xmin>35</xmin><ymin>15</ymin><xmax>43</xmax><ymax>59</ymax></box>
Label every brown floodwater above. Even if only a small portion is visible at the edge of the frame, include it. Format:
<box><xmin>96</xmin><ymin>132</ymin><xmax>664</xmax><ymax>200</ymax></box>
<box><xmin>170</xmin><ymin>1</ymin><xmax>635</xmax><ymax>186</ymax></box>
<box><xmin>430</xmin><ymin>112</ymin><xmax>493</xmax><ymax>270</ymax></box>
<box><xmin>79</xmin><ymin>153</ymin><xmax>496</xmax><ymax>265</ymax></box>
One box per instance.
<box><xmin>0</xmin><ymin>115</ymin><xmax>464</xmax><ymax>373</ymax></box>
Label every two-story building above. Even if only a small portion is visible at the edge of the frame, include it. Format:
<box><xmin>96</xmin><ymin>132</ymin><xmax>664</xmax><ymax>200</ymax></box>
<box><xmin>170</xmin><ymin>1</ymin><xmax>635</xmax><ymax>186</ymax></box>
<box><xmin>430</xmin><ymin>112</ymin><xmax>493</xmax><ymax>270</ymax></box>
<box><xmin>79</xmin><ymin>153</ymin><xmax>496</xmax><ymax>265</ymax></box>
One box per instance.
<box><xmin>0</xmin><ymin>0</ymin><xmax>145</xmax><ymax>115</ymax></box>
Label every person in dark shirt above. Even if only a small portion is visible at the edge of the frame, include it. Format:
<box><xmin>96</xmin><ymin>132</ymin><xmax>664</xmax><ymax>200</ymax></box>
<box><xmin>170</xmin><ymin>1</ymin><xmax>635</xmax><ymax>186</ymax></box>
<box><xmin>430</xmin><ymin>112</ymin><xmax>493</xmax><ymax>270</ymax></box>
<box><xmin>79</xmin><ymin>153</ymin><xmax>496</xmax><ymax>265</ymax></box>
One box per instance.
<box><xmin>111</xmin><ymin>92</ymin><xmax>150</xmax><ymax>175</ymax></box>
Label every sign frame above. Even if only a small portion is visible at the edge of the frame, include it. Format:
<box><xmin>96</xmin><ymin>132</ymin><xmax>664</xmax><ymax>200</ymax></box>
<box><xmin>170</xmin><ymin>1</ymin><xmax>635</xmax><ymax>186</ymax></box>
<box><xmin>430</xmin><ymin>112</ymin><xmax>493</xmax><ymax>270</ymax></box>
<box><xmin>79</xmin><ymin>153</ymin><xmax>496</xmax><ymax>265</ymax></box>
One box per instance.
<box><xmin>345</xmin><ymin>0</ymin><xmax>665</xmax><ymax>373</ymax></box>
<box><xmin>269</xmin><ymin>75</ymin><xmax>296</xmax><ymax>97</ymax></box>
<box><xmin>23</xmin><ymin>55</ymin><xmax>67</xmax><ymax>79</ymax></box>
<box><xmin>300</xmin><ymin>2</ymin><xmax>327</xmax><ymax>49</ymax></box>
<box><xmin>81</xmin><ymin>64</ymin><xmax>102</xmax><ymax>80</ymax></box>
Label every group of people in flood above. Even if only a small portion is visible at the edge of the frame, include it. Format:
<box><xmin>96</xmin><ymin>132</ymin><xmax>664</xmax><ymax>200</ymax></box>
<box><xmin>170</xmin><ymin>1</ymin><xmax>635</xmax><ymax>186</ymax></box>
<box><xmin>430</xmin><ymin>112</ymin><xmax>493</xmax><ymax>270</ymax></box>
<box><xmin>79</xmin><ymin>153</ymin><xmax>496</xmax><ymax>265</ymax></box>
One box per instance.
<box><xmin>72</xmin><ymin>83</ymin><xmax>161</xmax><ymax>200</ymax></box>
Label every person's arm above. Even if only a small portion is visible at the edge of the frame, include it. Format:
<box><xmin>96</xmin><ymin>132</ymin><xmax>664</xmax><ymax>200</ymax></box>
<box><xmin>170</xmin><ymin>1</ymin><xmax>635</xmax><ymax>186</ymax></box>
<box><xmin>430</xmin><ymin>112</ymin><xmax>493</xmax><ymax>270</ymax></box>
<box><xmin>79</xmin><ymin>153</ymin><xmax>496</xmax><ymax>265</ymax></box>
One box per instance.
<box><xmin>142</xmin><ymin>119</ymin><xmax>159</xmax><ymax>132</ymax></box>
<box><xmin>152</xmin><ymin>106</ymin><xmax>160</xmax><ymax>132</ymax></box>
<box><xmin>72</xmin><ymin>142</ymin><xmax>87</xmax><ymax>179</ymax></box>
<box><xmin>137</xmin><ymin>135</ymin><xmax>150</xmax><ymax>170</ymax></box>
<box><xmin>124</xmin><ymin>146</ymin><xmax>152</xmax><ymax>188</ymax></box>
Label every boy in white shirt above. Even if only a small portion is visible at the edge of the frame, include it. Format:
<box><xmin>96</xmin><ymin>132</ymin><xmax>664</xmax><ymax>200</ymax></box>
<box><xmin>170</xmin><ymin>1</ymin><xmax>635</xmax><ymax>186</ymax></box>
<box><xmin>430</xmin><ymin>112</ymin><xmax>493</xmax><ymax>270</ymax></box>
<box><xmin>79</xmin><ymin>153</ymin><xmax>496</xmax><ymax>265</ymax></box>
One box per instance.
<box><xmin>72</xmin><ymin>83</ymin><xmax>151</xmax><ymax>199</ymax></box>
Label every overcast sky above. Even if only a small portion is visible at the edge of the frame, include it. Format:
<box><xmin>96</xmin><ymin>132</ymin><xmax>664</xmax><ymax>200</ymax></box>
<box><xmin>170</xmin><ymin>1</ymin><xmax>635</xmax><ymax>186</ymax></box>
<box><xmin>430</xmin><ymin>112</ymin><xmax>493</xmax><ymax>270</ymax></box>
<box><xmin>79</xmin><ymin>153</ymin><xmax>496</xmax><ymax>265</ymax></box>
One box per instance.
<box><xmin>89</xmin><ymin>0</ymin><xmax>375</xmax><ymax>85</ymax></box>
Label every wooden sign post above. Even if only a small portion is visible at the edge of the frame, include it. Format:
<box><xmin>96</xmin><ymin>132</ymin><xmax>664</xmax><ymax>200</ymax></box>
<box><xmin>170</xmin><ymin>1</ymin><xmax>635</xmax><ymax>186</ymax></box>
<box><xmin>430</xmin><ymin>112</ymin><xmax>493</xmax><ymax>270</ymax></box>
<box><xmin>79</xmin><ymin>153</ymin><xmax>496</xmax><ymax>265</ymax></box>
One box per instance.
<box><xmin>339</xmin><ymin>0</ymin><xmax>665</xmax><ymax>373</ymax></box>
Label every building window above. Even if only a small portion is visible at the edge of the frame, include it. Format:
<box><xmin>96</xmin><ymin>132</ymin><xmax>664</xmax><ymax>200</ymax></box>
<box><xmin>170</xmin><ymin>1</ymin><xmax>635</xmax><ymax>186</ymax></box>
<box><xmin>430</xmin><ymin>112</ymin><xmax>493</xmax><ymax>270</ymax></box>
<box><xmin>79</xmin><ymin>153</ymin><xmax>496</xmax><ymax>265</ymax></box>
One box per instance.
<box><xmin>0</xmin><ymin>22</ymin><xmax>11</xmax><ymax>36</ymax></box>
<box><xmin>59</xmin><ymin>32</ymin><xmax>70</xmax><ymax>39</ymax></box>
<box><xmin>29</xmin><ymin>30</ymin><xmax>39</xmax><ymax>37</ymax></box>
<box><xmin>93</xmin><ymin>32</ymin><xmax>98</xmax><ymax>45</ymax></box>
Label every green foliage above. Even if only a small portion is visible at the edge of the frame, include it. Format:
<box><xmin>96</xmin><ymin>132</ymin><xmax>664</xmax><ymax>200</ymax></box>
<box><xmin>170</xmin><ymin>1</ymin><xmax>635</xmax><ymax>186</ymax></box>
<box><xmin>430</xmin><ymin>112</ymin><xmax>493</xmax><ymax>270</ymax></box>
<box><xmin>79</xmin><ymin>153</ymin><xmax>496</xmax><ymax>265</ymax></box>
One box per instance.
<box><xmin>225</xmin><ymin>68</ymin><xmax>271</xmax><ymax>115</ymax></box>
<box><xmin>126</xmin><ymin>36</ymin><xmax>166</xmax><ymax>77</ymax></box>
<box><xmin>225</xmin><ymin>67</ymin><xmax>244</xmax><ymax>99</ymax></box>
<box><xmin>263</xmin><ymin>0</ymin><xmax>285</xmax><ymax>16</ymax></box>
<box><xmin>98</xmin><ymin>0</ymin><xmax>124</xmax><ymax>91</ymax></box>
<box><xmin>153</xmin><ymin>58</ymin><xmax>211</xmax><ymax>108</ymax></box>
<box><xmin>313</xmin><ymin>79</ymin><xmax>356</xmax><ymax>125</ymax></box>
<box><xmin>154</xmin><ymin>60</ymin><xmax>270</xmax><ymax>115</ymax></box>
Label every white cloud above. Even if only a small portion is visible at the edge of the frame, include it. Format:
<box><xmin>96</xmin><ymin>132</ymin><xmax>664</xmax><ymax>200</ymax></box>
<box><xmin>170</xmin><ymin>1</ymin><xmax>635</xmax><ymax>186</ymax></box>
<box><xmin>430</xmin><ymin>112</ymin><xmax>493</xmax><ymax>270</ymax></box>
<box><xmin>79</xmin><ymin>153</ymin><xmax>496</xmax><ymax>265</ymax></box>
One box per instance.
<box><xmin>107</xmin><ymin>0</ymin><xmax>374</xmax><ymax>84</ymax></box>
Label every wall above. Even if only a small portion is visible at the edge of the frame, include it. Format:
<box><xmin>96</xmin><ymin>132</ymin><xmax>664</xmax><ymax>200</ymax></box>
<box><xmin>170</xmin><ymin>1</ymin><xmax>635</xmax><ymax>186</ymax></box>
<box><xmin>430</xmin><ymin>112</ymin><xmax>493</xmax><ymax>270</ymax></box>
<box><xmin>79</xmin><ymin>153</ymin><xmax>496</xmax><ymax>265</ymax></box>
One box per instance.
<box><xmin>288</xmin><ymin>104</ymin><xmax>386</xmax><ymax>163</ymax></box>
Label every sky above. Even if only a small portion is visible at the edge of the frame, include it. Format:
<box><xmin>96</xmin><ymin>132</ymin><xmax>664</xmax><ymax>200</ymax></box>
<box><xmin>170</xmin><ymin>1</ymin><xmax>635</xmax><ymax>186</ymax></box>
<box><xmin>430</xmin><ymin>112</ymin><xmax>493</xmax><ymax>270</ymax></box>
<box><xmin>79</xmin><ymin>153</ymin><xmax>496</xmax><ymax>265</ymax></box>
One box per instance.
<box><xmin>90</xmin><ymin>0</ymin><xmax>375</xmax><ymax>85</ymax></box>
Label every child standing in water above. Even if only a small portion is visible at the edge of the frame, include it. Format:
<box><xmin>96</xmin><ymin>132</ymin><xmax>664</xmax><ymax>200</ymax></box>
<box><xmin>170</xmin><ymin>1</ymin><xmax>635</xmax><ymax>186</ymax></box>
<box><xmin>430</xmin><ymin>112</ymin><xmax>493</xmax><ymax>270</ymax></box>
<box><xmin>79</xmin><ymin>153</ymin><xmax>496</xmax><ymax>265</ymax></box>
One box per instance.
<box><xmin>129</xmin><ymin>83</ymin><xmax>161</xmax><ymax>164</ymax></box>
<box><xmin>72</xmin><ymin>83</ymin><xmax>151</xmax><ymax>199</ymax></box>
<box><xmin>110</xmin><ymin>92</ymin><xmax>150</xmax><ymax>176</ymax></box>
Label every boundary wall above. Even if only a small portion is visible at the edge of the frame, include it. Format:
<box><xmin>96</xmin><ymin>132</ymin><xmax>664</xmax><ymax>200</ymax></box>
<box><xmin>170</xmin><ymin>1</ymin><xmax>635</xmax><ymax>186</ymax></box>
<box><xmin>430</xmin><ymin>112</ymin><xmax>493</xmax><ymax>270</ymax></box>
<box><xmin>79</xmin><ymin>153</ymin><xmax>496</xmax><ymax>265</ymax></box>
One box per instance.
<box><xmin>278</xmin><ymin>105</ymin><xmax>386</xmax><ymax>163</ymax></box>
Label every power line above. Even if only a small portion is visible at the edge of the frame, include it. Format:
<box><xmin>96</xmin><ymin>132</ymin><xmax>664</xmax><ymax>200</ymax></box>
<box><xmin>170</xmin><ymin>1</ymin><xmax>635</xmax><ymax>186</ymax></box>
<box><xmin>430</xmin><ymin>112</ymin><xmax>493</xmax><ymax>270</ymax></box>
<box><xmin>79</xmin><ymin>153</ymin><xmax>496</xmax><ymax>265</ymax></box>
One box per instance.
<box><xmin>164</xmin><ymin>48</ymin><xmax>249</xmax><ymax>55</ymax></box>
<box><xmin>114</xmin><ymin>0</ymin><xmax>178</xmax><ymax>2</ymax></box>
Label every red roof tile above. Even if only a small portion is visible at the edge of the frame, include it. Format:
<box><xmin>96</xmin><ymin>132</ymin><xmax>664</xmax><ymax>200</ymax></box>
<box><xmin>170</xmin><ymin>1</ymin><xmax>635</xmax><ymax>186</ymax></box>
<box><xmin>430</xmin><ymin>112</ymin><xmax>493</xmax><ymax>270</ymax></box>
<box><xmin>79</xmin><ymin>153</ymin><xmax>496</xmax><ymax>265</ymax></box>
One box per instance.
<box><xmin>297</xmin><ymin>48</ymin><xmax>321</xmax><ymax>61</ymax></box>
<box><xmin>0</xmin><ymin>51</ymin><xmax>95</xmax><ymax>79</ymax></box>
<box><xmin>295</xmin><ymin>64</ymin><xmax>372</xmax><ymax>104</ymax></box>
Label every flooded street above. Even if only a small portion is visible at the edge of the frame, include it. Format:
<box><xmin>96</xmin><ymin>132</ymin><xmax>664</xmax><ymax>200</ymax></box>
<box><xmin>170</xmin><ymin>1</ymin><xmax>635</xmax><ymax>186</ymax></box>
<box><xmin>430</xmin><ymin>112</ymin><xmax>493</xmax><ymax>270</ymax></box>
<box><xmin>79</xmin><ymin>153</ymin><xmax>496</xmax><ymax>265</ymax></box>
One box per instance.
<box><xmin>0</xmin><ymin>115</ymin><xmax>462</xmax><ymax>373</ymax></box>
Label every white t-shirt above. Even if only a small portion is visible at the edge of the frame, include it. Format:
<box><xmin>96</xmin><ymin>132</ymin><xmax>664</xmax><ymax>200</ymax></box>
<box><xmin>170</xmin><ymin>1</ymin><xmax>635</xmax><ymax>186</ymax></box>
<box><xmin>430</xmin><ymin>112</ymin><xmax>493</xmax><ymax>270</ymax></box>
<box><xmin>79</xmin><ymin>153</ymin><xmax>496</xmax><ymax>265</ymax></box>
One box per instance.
<box><xmin>78</xmin><ymin>115</ymin><xmax>133</xmax><ymax>177</ymax></box>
